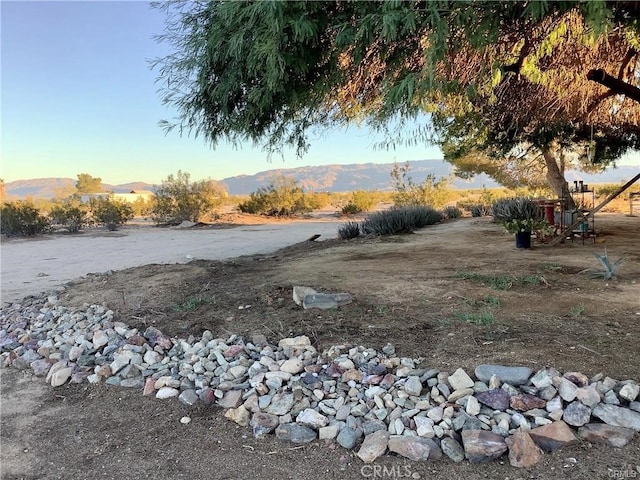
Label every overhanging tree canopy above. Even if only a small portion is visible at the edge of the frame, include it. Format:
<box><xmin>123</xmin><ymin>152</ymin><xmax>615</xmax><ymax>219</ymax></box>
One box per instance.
<box><xmin>152</xmin><ymin>0</ymin><xmax>640</xmax><ymax>195</ymax></box>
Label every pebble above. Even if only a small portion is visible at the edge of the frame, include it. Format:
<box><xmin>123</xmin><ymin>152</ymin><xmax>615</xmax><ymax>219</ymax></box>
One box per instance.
<box><xmin>2</xmin><ymin>296</ymin><xmax>639</xmax><ymax>467</ymax></box>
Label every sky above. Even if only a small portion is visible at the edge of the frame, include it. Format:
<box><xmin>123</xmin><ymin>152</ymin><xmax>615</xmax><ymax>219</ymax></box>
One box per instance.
<box><xmin>1</xmin><ymin>2</ymin><xmax>638</xmax><ymax>186</ymax></box>
<box><xmin>0</xmin><ymin>0</ymin><xmax>442</xmax><ymax>185</ymax></box>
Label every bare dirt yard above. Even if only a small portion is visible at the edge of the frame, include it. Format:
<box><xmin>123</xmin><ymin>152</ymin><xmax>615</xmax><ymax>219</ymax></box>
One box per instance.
<box><xmin>2</xmin><ymin>212</ymin><xmax>639</xmax><ymax>480</ymax></box>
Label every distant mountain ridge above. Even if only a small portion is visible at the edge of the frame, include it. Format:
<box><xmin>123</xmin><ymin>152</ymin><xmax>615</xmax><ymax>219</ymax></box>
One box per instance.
<box><xmin>4</xmin><ymin>160</ymin><xmax>639</xmax><ymax>200</ymax></box>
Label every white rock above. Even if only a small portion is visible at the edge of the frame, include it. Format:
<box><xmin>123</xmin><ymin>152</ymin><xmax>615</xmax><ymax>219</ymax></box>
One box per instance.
<box><xmin>619</xmin><ymin>383</ymin><xmax>639</xmax><ymax>402</ymax></box>
<box><xmin>156</xmin><ymin>387</ymin><xmax>180</xmax><ymax>399</ymax></box>
<box><xmin>448</xmin><ymin>368</ymin><xmax>474</xmax><ymax>391</ymax></box>
<box><xmin>280</xmin><ymin>358</ymin><xmax>304</xmax><ymax>374</ymax></box>
<box><xmin>50</xmin><ymin>367</ymin><xmax>73</xmax><ymax>387</ymax></box>
<box><xmin>466</xmin><ymin>396</ymin><xmax>481</xmax><ymax>416</ymax></box>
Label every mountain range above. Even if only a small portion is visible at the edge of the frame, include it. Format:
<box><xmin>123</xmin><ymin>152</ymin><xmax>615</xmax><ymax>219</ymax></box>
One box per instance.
<box><xmin>4</xmin><ymin>160</ymin><xmax>639</xmax><ymax>200</ymax></box>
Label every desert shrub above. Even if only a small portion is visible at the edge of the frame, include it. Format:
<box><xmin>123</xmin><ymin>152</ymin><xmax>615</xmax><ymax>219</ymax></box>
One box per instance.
<box><xmin>307</xmin><ymin>191</ymin><xmax>332</xmax><ymax>210</ymax></box>
<box><xmin>338</xmin><ymin>221</ymin><xmax>361</xmax><ymax>239</ymax></box>
<box><xmin>238</xmin><ymin>175</ymin><xmax>313</xmax><ymax>216</ymax></box>
<box><xmin>131</xmin><ymin>196</ymin><xmax>153</xmax><ymax>217</ymax></box>
<box><xmin>442</xmin><ymin>205</ymin><xmax>462</xmax><ymax>219</ymax></box>
<box><xmin>91</xmin><ymin>198</ymin><xmax>134</xmax><ymax>231</ymax></box>
<box><xmin>341</xmin><ymin>190</ymin><xmax>379</xmax><ymax>215</ymax></box>
<box><xmin>152</xmin><ymin>170</ymin><xmax>225</xmax><ymax>224</ymax></box>
<box><xmin>391</xmin><ymin>162</ymin><xmax>451</xmax><ymax>208</ymax></box>
<box><xmin>465</xmin><ymin>203</ymin><xmax>492</xmax><ymax>217</ymax></box>
<box><xmin>0</xmin><ymin>201</ymin><xmax>51</xmax><ymax>236</ymax></box>
<box><xmin>360</xmin><ymin>205</ymin><xmax>443</xmax><ymax>236</ymax></box>
<box><xmin>49</xmin><ymin>201</ymin><xmax>91</xmax><ymax>232</ymax></box>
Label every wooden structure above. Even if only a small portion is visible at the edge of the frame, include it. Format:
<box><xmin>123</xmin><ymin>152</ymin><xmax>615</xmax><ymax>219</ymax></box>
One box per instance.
<box><xmin>549</xmin><ymin>172</ymin><xmax>640</xmax><ymax>246</ymax></box>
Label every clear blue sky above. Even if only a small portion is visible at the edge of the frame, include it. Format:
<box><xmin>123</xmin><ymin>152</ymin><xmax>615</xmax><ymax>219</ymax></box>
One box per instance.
<box><xmin>1</xmin><ymin>2</ymin><xmax>637</xmax><ymax>186</ymax></box>
<box><xmin>0</xmin><ymin>0</ymin><xmax>442</xmax><ymax>185</ymax></box>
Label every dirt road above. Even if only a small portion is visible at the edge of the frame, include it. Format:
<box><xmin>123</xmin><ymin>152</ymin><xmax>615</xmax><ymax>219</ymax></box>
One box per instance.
<box><xmin>0</xmin><ymin>220</ymin><xmax>342</xmax><ymax>304</ymax></box>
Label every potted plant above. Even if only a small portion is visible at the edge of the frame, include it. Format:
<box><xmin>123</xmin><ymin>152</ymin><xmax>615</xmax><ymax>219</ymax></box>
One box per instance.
<box><xmin>492</xmin><ymin>197</ymin><xmax>547</xmax><ymax>248</ymax></box>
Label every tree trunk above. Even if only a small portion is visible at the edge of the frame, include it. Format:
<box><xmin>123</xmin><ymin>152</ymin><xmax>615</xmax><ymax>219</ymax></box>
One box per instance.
<box><xmin>541</xmin><ymin>145</ymin><xmax>575</xmax><ymax>210</ymax></box>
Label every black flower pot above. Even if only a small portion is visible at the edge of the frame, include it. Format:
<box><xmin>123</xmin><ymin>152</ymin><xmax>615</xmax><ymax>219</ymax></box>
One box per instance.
<box><xmin>515</xmin><ymin>231</ymin><xmax>532</xmax><ymax>249</ymax></box>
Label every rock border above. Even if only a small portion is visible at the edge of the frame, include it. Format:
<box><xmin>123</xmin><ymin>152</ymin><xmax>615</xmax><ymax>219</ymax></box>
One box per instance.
<box><xmin>1</xmin><ymin>295</ymin><xmax>639</xmax><ymax>467</ymax></box>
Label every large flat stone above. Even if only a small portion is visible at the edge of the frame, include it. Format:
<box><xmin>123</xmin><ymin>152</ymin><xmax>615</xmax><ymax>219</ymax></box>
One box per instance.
<box><xmin>461</xmin><ymin>430</ymin><xmax>508</xmax><ymax>463</ymax></box>
<box><xmin>578</xmin><ymin>423</ymin><xmax>636</xmax><ymax>448</ymax></box>
<box><xmin>475</xmin><ymin>365</ymin><xmax>532</xmax><ymax>386</ymax></box>
<box><xmin>529</xmin><ymin>421</ymin><xmax>577</xmax><ymax>452</ymax></box>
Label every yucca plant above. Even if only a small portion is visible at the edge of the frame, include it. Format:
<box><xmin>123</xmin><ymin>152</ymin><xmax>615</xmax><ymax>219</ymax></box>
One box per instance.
<box><xmin>338</xmin><ymin>221</ymin><xmax>361</xmax><ymax>240</ymax></box>
<box><xmin>360</xmin><ymin>206</ymin><xmax>443</xmax><ymax>236</ymax></box>
<box><xmin>587</xmin><ymin>246</ymin><xmax>626</xmax><ymax>280</ymax></box>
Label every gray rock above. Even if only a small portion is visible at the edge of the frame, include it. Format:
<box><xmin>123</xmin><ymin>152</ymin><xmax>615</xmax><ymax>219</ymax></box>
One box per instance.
<box><xmin>557</xmin><ymin>378</ymin><xmax>579</xmax><ymax>402</ymax></box>
<box><xmin>441</xmin><ymin>437</ymin><xmax>465</xmax><ymax>462</ymax></box>
<box><xmin>475</xmin><ymin>365</ymin><xmax>532</xmax><ymax>386</ymax></box>
<box><xmin>461</xmin><ymin>429</ymin><xmax>508</xmax><ymax>463</ymax></box>
<box><xmin>218</xmin><ymin>390</ymin><xmax>243</xmax><ymax>409</ymax></box>
<box><xmin>120</xmin><ymin>377</ymin><xmax>145</xmax><ymax>388</ymax></box>
<box><xmin>619</xmin><ymin>383</ymin><xmax>639</xmax><ymax>402</ymax></box>
<box><xmin>357</xmin><ymin>430</ymin><xmax>390</xmax><ymax>463</ymax></box>
<box><xmin>388</xmin><ymin>435</ymin><xmax>438</xmax><ymax>461</ymax></box>
<box><xmin>604</xmin><ymin>389</ymin><xmax>621</xmax><ymax>405</ymax></box>
<box><xmin>179</xmin><ymin>389</ymin><xmax>199</xmax><ymax>406</ymax></box>
<box><xmin>578</xmin><ymin>423</ymin><xmax>636</xmax><ymax>448</ymax></box>
<box><xmin>592</xmin><ymin>404</ymin><xmax>640</xmax><ymax>431</ymax></box>
<box><xmin>251</xmin><ymin>412</ymin><xmax>279</xmax><ymax>437</ymax></box>
<box><xmin>296</xmin><ymin>408</ymin><xmax>328</xmax><ymax>429</ymax></box>
<box><xmin>563</xmin><ymin>401</ymin><xmax>592</xmax><ymax>427</ymax></box>
<box><xmin>275</xmin><ymin>423</ymin><xmax>317</xmax><ymax>444</ymax></box>
<box><xmin>531</xmin><ymin>368</ymin><xmax>558</xmax><ymax>389</ymax></box>
<box><xmin>266</xmin><ymin>393</ymin><xmax>295</xmax><ymax>416</ymax></box>
<box><xmin>362</xmin><ymin>420</ymin><xmax>387</xmax><ymax>435</ymax></box>
<box><xmin>337</xmin><ymin>426</ymin><xmax>362</xmax><ymax>449</ymax></box>
<box><xmin>404</xmin><ymin>376</ymin><xmax>423</xmax><ymax>396</ymax></box>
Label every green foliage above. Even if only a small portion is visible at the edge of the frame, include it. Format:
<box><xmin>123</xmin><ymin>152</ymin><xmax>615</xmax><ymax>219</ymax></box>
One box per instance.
<box><xmin>442</xmin><ymin>206</ymin><xmax>462</xmax><ymax>219</ymax></box>
<box><xmin>49</xmin><ymin>201</ymin><xmax>91</xmax><ymax>233</ymax></box>
<box><xmin>131</xmin><ymin>197</ymin><xmax>153</xmax><ymax>217</ymax></box>
<box><xmin>586</xmin><ymin>246</ymin><xmax>626</xmax><ymax>280</ymax></box>
<box><xmin>75</xmin><ymin>173</ymin><xmax>103</xmax><ymax>194</ymax></box>
<box><xmin>172</xmin><ymin>294</ymin><xmax>215</xmax><ymax>312</ymax></box>
<box><xmin>570</xmin><ymin>303</ymin><xmax>586</xmax><ymax>317</ymax></box>
<box><xmin>91</xmin><ymin>198</ymin><xmax>134</xmax><ymax>231</ymax></box>
<box><xmin>456</xmin><ymin>271</ymin><xmax>546</xmax><ymax>290</ymax></box>
<box><xmin>466</xmin><ymin>203</ymin><xmax>492</xmax><ymax>217</ymax></box>
<box><xmin>238</xmin><ymin>175</ymin><xmax>314</xmax><ymax>217</ymax></box>
<box><xmin>337</xmin><ymin>221</ymin><xmax>361</xmax><ymax>240</ymax></box>
<box><xmin>0</xmin><ymin>201</ymin><xmax>50</xmax><ymax>236</ymax></box>
<box><xmin>391</xmin><ymin>162</ymin><xmax>451</xmax><ymax>208</ymax></box>
<box><xmin>455</xmin><ymin>311</ymin><xmax>495</xmax><ymax>326</ymax></box>
<box><xmin>341</xmin><ymin>190</ymin><xmax>380</xmax><ymax>215</ymax></box>
<box><xmin>492</xmin><ymin>197</ymin><xmax>547</xmax><ymax>234</ymax></box>
<box><xmin>360</xmin><ymin>205</ymin><xmax>443</xmax><ymax>236</ymax></box>
<box><xmin>152</xmin><ymin>170</ymin><xmax>225</xmax><ymax>224</ymax></box>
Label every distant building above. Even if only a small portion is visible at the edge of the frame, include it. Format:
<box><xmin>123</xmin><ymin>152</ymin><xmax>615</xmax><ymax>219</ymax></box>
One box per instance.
<box><xmin>112</xmin><ymin>190</ymin><xmax>154</xmax><ymax>204</ymax></box>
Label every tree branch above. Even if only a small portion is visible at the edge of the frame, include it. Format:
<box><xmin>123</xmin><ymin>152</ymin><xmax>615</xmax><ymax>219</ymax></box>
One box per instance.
<box><xmin>587</xmin><ymin>69</ymin><xmax>640</xmax><ymax>104</ymax></box>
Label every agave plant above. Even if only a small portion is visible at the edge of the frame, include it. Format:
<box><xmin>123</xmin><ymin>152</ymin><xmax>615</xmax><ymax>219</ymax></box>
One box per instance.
<box><xmin>589</xmin><ymin>246</ymin><xmax>626</xmax><ymax>280</ymax></box>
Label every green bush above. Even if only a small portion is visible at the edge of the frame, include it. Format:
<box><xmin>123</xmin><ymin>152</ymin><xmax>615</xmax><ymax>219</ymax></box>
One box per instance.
<box><xmin>391</xmin><ymin>162</ymin><xmax>451</xmax><ymax>208</ymax></box>
<box><xmin>360</xmin><ymin>205</ymin><xmax>443</xmax><ymax>236</ymax></box>
<box><xmin>442</xmin><ymin>205</ymin><xmax>462</xmax><ymax>219</ymax></box>
<box><xmin>238</xmin><ymin>176</ymin><xmax>314</xmax><ymax>216</ymax></box>
<box><xmin>152</xmin><ymin>170</ymin><xmax>226</xmax><ymax>224</ymax></box>
<box><xmin>338</xmin><ymin>221</ymin><xmax>361</xmax><ymax>239</ymax></box>
<box><xmin>49</xmin><ymin>201</ymin><xmax>91</xmax><ymax>233</ymax></box>
<box><xmin>0</xmin><ymin>201</ymin><xmax>51</xmax><ymax>236</ymax></box>
<box><xmin>341</xmin><ymin>190</ymin><xmax>379</xmax><ymax>215</ymax></box>
<box><xmin>91</xmin><ymin>198</ymin><xmax>134</xmax><ymax>231</ymax></box>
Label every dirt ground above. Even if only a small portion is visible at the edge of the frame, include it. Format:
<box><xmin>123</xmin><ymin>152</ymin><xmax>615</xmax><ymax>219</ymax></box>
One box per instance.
<box><xmin>2</xmin><ymin>213</ymin><xmax>639</xmax><ymax>480</ymax></box>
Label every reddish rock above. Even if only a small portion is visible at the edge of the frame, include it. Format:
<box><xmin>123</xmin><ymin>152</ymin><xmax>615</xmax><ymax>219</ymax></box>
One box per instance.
<box><xmin>505</xmin><ymin>430</ymin><xmax>544</xmax><ymax>468</ymax></box>
<box><xmin>578</xmin><ymin>423</ymin><xmax>636</xmax><ymax>448</ymax></box>
<box><xmin>461</xmin><ymin>430</ymin><xmax>508</xmax><ymax>463</ymax></box>
<box><xmin>143</xmin><ymin>377</ymin><xmax>156</xmax><ymax>396</ymax></box>
<box><xmin>223</xmin><ymin>344</ymin><xmax>245</xmax><ymax>358</ymax></box>
<box><xmin>475</xmin><ymin>389</ymin><xmax>511</xmax><ymax>411</ymax></box>
<box><xmin>529</xmin><ymin>421</ymin><xmax>577</xmax><ymax>452</ymax></box>
<box><xmin>325</xmin><ymin>363</ymin><xmax>345</xmax><ymax>378</ymax></box>
<box><xmin>125</xmin><ymin>334</ymin><xmax>146</xmax><ymax>346</ymax></box>
<box><xmin>563</xmin><ymin>371</ymin><xmax>589</xmax><ymax>387</ymax></box>
<box><xmin>379</xmin><ymin>373</ymin><xmax>395</xmax><ymax>388</ymax></box>
<box><xmin>510</xmin><ymin>394</ymin><xmax>547</xmax><ymax>411</ymax></box>
<box><xmin>218</xmin><ymin>390</ymin><xmax>243</xmax><ymax>409</ymax></box>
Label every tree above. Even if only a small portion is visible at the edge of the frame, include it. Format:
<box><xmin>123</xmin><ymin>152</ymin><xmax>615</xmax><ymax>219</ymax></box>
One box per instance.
<box><xmin>152</xmin><ymin>170</ymin><xmax>225</xmax><ymax>224</ymax></box>
<box><xmin>152</xmin><ymin>1</ymin><xmax>640</xmax><ymax>197</ymax></box>
<box><xmin>75</xmin><ymin>173</ymin><xmax>103</xmax><ymax>194</ymax></box>
<box><xmin>91</xmin><ymin>197</ymin><xmax>134</xmax><ymax>231</ymax></box>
